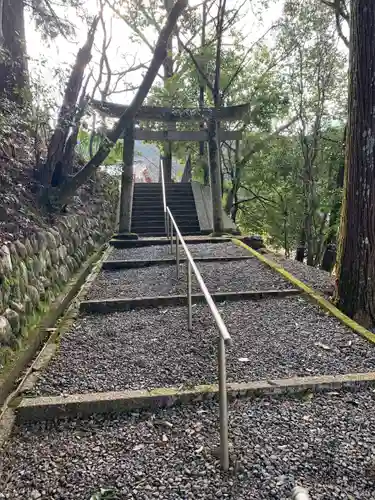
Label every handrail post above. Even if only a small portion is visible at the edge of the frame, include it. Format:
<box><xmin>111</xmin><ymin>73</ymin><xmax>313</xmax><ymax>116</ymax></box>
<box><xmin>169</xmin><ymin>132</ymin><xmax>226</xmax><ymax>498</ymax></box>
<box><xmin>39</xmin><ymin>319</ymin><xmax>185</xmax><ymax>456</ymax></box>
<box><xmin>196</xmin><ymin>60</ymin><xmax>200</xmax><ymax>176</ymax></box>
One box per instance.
<box><xmin>166</xmin><ymin>207</ymin><xmax>232</xmax><ymax>473</ymax></box>
<box><xmin>187</xmin><ymin>260</ymin><xmax>192</xmax><ymax>330</ymax></box>
<box><xmin>291</xmin><ymin>487</ymin><xmax>311</xmax><ymax>500</ymax></box>
<box><xmin>176</xmin><ymin>234</ymin><xmax>180</xmax><ymax>279</ymax></box>
<box><xmin>170</xmin><ymin>222</ymin><xmax>174</xmax><ymax>254</ymax></box>
<box><xmin>218</xmin><ymin>336</ymin><xmax>229</xmax><ymax>471</ymax></box>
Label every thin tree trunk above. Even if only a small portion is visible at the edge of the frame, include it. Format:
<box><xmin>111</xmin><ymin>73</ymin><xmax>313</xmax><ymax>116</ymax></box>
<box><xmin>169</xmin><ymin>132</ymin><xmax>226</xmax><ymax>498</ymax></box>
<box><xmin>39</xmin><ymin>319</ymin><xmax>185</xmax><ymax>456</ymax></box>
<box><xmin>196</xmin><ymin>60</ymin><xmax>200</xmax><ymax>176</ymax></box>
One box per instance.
<box><xmin>208</xmin><ymin>116</ymin><xmax>224</xmax><ymax>234</ymax></box>
<box><xmin>0</xmin><ymin>0</ymin><xmax>29</xmax><ymax>105</ymax></box>
<box><xmin>163</xmin><ymin>0</ymin><xmax>175</xmax><ymax>183</ymax></box>
<box><xmin>119</xmin><ymin>121</ymin><xmax>135</xmax><ymax>233</ymax></box>
<box><xmin>199</xmin><ymin>1</ymin><xmax>209</xmax><ymax>185</ymax></box>
<box><xmin>41</xmin><ymin>17</ymin><xmax>99</xmax><ymax>188</ymax></box>
<box><xmin>295</xmin><ymin>226</ymin><xmax>306</xmax><ymax>262</ymax></box>
<box><xmin>336</xmin><ymin>0</ymin><xmax>375</xmax><ymax>326</ymax></box>
<box><xmin>57</xmin><ymin>0</ymin><xmax>188</xmax><ymax>205</ymax></box>
<box><xmin>321</xmin><ymin>160</ymin><xmax>344</xmax><ymax>271</ymax></box>
<box><xmin>207</xmin><ymin>0</ymin><xmax>226</xmax><ymax>235</ymax></box>
<box><xmin>62</xmin><ymin>76</ymin><xmax>91</xmax><ymax>177</ymax></box>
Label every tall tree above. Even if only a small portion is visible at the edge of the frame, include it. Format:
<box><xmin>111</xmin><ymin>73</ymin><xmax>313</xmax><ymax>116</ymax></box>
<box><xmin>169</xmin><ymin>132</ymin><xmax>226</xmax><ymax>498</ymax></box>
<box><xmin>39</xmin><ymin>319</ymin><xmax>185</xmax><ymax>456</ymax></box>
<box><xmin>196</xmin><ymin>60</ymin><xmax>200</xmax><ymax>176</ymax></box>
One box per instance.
<box><xmin>336</xmin><ymin>0</ymin><xmax>375</xmax><ymax>327</ymax></box>
<box><xmin>0</xmin><ymin>0</ymin><xmax>29</xmax><ymax>105</ymax></box>
<box><xmin>0</xmin><ymin>0</ymin><xmax>78</xmax><ymax>106</ymax></box>
<box><xmin>281</xmin><ymin>0</ymin><xmax>346</xmax><ymax>264</ymax></box>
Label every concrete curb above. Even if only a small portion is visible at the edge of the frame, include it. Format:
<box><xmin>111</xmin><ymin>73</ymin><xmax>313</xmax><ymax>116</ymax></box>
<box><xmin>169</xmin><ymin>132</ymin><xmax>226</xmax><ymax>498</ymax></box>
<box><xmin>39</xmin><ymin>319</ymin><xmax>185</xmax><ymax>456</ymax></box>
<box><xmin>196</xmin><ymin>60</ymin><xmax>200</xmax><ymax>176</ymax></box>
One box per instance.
<box><xmin>80</xmin><ymin>289</ymin><xmax>302</xmax><ymax>313</ymax></box>
<box><xmin>102</xmin><ymin>255</ymin><xmax>254</xmax><ymax>270</ymax></box>
<box><xmin>16</xmin><ymin>371</ymin><xmax>375</xmax><ymax>423</ymax></box>
<box><xmin>110</xmin><ymin>236</ymin><xmax>242</xmax><ymax>248</ymax></box>
<box><xmin>232</xmin><ymin>238</ymin><xmax>375</xmax><ymax>345</ymax></box>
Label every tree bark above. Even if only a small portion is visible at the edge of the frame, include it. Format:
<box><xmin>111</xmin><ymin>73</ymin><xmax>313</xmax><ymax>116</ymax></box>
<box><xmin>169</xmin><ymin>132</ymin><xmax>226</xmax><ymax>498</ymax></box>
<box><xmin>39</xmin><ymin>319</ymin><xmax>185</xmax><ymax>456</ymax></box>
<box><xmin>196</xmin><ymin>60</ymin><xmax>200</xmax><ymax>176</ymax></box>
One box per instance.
<box><xmin>163</xmin><ymin>0</ymin><xmax>175</xmax><ymax>183</ymax></box>
<box><xmin>57</xmin><ymin>0</ymin><xmax>188</xmax><ymax>205</ymax></box>
<box><xmin>119</xmin><ymin>121</ymin><xmax>135</xmax><ymax>233</ymax></box>
<box><xmin>295</xmin><ymin>227</ymin><xmax>306</xmax><ymax>262</ymax></box>
<box><xmin>199</xmin><ymin>1</ymin><xmax>209</xmax><ymax>185</ymax></box>
<box><xmin>321</xmin><ymin>159</ymin><xmax>344</xmax><ymax>271</ymax></box>
<box><xmin>0</xmin><ymin>0</ymin><xmax>29</xmax><ymax>105</ymax></box>
<box><xmin>208</xmin><ymin>117</ymin><xmax>224</xmax><ymax>234</ymax></box>
<box><xmin>336</xmin><ymin>0</ymin><xmax>375</xmax><ymax>326</ymax></box>
<box><xmin>40</xmin><ymin>17</ymin><xmax>99</xmax><ymax>188</ymax></box>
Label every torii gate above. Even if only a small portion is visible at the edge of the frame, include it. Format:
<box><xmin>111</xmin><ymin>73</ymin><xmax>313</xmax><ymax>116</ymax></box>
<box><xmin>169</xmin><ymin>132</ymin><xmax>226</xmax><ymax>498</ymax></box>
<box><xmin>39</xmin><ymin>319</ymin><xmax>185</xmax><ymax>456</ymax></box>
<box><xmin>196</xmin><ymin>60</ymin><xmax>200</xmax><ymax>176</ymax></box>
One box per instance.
<box><xmin>92</xmin><ymin>100</ymin><xmax>249</xmax><ymax>235</ymax></box>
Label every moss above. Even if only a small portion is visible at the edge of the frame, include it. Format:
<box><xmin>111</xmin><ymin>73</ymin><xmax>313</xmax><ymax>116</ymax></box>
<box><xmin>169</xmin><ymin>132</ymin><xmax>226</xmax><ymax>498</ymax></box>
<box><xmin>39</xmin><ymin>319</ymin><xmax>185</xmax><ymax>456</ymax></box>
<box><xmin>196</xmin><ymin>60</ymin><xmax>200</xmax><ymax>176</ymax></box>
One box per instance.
<box><xmin>146</xmin><ymin>383</ymin><xmax>216</xmax><ymax>397</ymax></box>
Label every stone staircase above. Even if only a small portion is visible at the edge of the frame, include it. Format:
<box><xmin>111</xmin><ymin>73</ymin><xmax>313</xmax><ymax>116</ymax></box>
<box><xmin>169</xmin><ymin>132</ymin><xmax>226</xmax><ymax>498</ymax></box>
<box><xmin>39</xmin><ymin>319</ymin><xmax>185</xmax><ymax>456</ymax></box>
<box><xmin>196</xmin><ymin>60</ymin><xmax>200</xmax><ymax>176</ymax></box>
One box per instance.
<box><xmin>131</xmin><ymin>183</ymin><xmax>201</xmax><ymax>237</ymax></box>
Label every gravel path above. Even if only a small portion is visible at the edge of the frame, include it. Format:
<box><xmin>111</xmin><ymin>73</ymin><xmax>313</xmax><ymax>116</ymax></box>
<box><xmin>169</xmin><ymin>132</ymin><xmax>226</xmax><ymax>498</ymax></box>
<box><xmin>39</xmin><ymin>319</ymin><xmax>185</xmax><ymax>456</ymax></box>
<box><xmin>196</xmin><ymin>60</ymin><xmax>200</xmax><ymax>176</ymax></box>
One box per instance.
<box><xmin>87</xmin><ymin>260</ymin><xmax>293</xmax><ymax>300</ymax></box>
<box><xmin>267</xmin><ymin>253</ymin><xmax>335</xmax><ymax>295</ymax></box>
<box><xmin>3</xmin><ymin>388</ymin><xmax>375</xmax><ymax>499</ymax></box>
<box><xmin>108</xmin><ymin>242</ymin><xmax>249</xmax><ymax>261</ymax></box>
<box><xmin>32</xmin><ymin>297</ymin><xmax>375</xmax><ymax>395</ymax></box>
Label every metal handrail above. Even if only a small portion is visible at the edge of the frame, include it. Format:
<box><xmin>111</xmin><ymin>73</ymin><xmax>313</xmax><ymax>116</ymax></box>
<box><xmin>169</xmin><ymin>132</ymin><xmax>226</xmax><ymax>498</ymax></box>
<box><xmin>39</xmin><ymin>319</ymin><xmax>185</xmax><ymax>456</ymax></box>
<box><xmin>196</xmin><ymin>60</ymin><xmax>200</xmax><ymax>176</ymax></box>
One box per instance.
<box><xmin>160</xmin><ymin>155</ymin><xmax>168</xmax><ymax>230</ymax></box>
<box><xmin>167</xmin><ymin>208</ymin><xmax>231</xmax><ymax>344</ymax></box>
<box><xmin>159</xmin><ymin>158</ymin><xmax>232</xmax><ymax>471</ymax></box>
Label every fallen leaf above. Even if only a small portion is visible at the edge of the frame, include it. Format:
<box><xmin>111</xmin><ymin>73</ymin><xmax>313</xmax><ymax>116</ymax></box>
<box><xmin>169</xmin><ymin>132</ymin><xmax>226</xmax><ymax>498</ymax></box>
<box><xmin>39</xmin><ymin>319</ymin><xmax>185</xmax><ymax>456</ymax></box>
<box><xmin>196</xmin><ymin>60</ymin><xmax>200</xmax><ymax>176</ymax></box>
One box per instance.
<box><xmin>314</xmin><ymin>342</ymin><xmax>332</xmax><ymax>351</ymax></box>
<box><xmin>302</xmin><ymin>392</ymin><xmax>314</xmax><ymax>401</ymax></box>
<box><xmin>162</xmin><ymin>434</ymin><xmax>168</xmax><ymax>442</ymax></box>
<box><xmin>238</xmin><ymin>357</ymin><xmax>250</xmax><ymax>362</ymax></box>
<box><xmin>154</xmin><ymin>419</ymin><xmax>173</xmax><ymax>428</ymax></box>
<box><xmin>132</xmin><ymin>444</ymin><xmax>145</xmax><ymax>451</ymax></box>
<box><xmin>195</xmin><ymin>446</ymin><xmax>204</xmax><ymax>453</ymax></box>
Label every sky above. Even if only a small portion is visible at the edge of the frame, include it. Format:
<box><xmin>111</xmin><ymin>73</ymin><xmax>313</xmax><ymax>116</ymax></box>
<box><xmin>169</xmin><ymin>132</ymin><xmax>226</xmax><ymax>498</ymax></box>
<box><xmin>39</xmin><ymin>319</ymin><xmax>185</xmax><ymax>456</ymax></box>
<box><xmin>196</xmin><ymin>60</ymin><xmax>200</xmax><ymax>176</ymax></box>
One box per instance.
<box><xmin>25</xmin><ymin>0</ymin><xmax>284</xmax><ymax>106</ymax></box>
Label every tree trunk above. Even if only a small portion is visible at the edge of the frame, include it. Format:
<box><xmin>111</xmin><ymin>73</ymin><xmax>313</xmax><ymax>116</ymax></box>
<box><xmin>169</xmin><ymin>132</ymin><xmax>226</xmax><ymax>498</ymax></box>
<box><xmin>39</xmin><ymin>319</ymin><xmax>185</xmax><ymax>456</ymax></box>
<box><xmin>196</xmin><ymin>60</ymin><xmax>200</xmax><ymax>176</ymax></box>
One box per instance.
<box><xmin>119</xmin><ymin>121</ymin><xmax>135</xmax><ymax>233</ymax></box>
<box><xmin>163</xmin><ymin>0</ymin><xmax>175</xmax><ymax>183</ymax></box>
<box><xmin>40</xmin><ymin>17</ymin><xmax>99</xmax><ymax>188</ymax></box>
<box><xmin>0</xmin><ymin>0</ymin><xmax>29</xmax><ymax>105</ymax></box>
<box><xmin>199</xmin><ymin>1</ymin><xmax>209</xmax><ymax>185</ymax></box>
<box><xmin>181</xmin><ymin>153</ymin><xmax>192</xmax><ymax>182</ymax></box>
<box><xmin>208</xmin><ymin>117</ymin><xmax>224</xmax><ymax>234</ymax></box>
<box><xmin>336</xmin><ymin>0</ymin><xmax>375</xmax><ymax>327</ymax></box>
<box><xmin>321</xmin><ymin>160</ymin><xmax>344</xmax><ymax>271</ymax></box>
<box><xmin>295</xmin><ymin>227</ymin><xmax>306</xmax><ymax>262</ymax></box>
<box><xmin>62</xmin><ymin>77</ymin><xmax>91</xmax><ymax>177</ymax></box>
<box><xmin>57</xmin><ymin>0</ymin><xmax>188</xmax><ymax>205</ymax></box>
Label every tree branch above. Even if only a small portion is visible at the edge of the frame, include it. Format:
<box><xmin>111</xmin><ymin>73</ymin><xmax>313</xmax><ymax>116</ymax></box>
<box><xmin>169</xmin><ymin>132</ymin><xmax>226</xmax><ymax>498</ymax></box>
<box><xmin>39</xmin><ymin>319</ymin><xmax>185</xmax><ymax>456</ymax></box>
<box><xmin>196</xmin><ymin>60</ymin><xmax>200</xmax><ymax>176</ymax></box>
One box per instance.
<box><xmin>57</xmin><ymin>0</ymin><xmax>188</xmax><ymax>204</ymax></box>
<box><xmin>178</xmin><ymin>35</ymin><xmax>214</xmax><ymax>93</ymax></box>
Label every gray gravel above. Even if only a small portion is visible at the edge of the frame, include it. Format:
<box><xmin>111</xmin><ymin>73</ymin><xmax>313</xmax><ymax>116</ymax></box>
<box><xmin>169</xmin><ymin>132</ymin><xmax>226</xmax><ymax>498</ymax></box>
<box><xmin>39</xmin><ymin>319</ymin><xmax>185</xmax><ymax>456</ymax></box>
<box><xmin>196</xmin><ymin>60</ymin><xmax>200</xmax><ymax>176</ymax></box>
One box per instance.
<box><xmin>3</xmin><ymin>389</ymin><xmax>375</xmax><ymax>499</ymax></box>
<box><xmin>32</xmin><ymin>297</ymin><xmax>375</xmax><ymax>396</ymax></box>
<box><xmin>267</xmin><ymin>253</ymin><xmax>335</xmax><ymax>295</ymax></box>
<box><xmin>87</xmin><ymin>259</ymin><xmax>293</xmax><ymax>300</ymax></box>
<box><xmin>108</xmin><ymin>242</ymin><xmax>249</xmax><ymax>261</ymax></box>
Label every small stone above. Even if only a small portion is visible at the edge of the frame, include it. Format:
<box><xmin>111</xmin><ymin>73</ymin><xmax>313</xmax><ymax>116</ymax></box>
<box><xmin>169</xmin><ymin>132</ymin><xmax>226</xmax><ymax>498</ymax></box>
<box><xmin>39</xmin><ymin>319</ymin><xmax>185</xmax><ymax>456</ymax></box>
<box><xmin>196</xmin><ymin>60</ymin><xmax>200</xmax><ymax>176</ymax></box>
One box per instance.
<box><xmin>36</xmin><ymin>232</ymin><xmax>47</xmax><ymax>251</ymax></box>
<box><xmin>24</xmin><ymin>238</ymin><xmax>34</xmax><ymax>257</ymax></box>
<box><xmin>0</xmin><ymin>315</ymin><xmax>15</xmax><ymax>346</ymax></box>
<box><xmin>14</xmin><ymin>240</ymin><xmax>27</xmax><ymax>259</ymax></box>
<box><xmin>58</xmin><ymin>245</ymin><xmax>68</xmax><ymax>261</ymax></box>
<box><xmin>45</xmin><ymin>232</ymin><xmax>57</xmax><ymax>249</ymax></box>
<box><xmin>4</xmin><ymin>308</ymin><xmax>20</xmax><ymax>336</ymax></box>
<box><xmin>59</xmin><ymin>265</ymin><xmax>69</xmax><ymax>284</ymax></box>
<box><xmin>0</xmin><ymin>245</ymin><xmax>12</xmax><ymax>273</ymax></box>
<box><xmin>50</xmin><ymin>249</ymin><xmax>59</xmax><ymax>265</ymax></box>
<box><xmin>27</xmin><ymin>285</ymin><xmax>40</xmax><ymax>307</ymax></box>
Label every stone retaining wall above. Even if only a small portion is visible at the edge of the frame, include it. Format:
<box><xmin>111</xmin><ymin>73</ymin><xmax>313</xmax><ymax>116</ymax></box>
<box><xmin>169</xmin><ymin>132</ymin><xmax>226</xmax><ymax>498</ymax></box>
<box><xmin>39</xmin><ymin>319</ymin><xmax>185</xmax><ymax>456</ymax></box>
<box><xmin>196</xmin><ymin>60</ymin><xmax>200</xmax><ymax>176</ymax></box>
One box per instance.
<box><xmin>0</xmin><ymin>177</ymin><xmax>118</xmax><ymax>370</ymax></box>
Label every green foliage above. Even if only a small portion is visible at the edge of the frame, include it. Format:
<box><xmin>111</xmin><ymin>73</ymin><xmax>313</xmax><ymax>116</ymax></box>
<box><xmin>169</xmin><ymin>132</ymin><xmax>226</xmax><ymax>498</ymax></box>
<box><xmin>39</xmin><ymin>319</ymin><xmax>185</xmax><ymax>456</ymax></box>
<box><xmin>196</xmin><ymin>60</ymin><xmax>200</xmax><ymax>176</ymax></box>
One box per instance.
<box><xmin>237</xmin><ymin>125</ymin><xmax>345</xmax><ymax>256</ymax></box>
<box><xmin>76</xmin><ymin>129</ymin><xmax>123</xmax><ymax>166</ymax></box>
